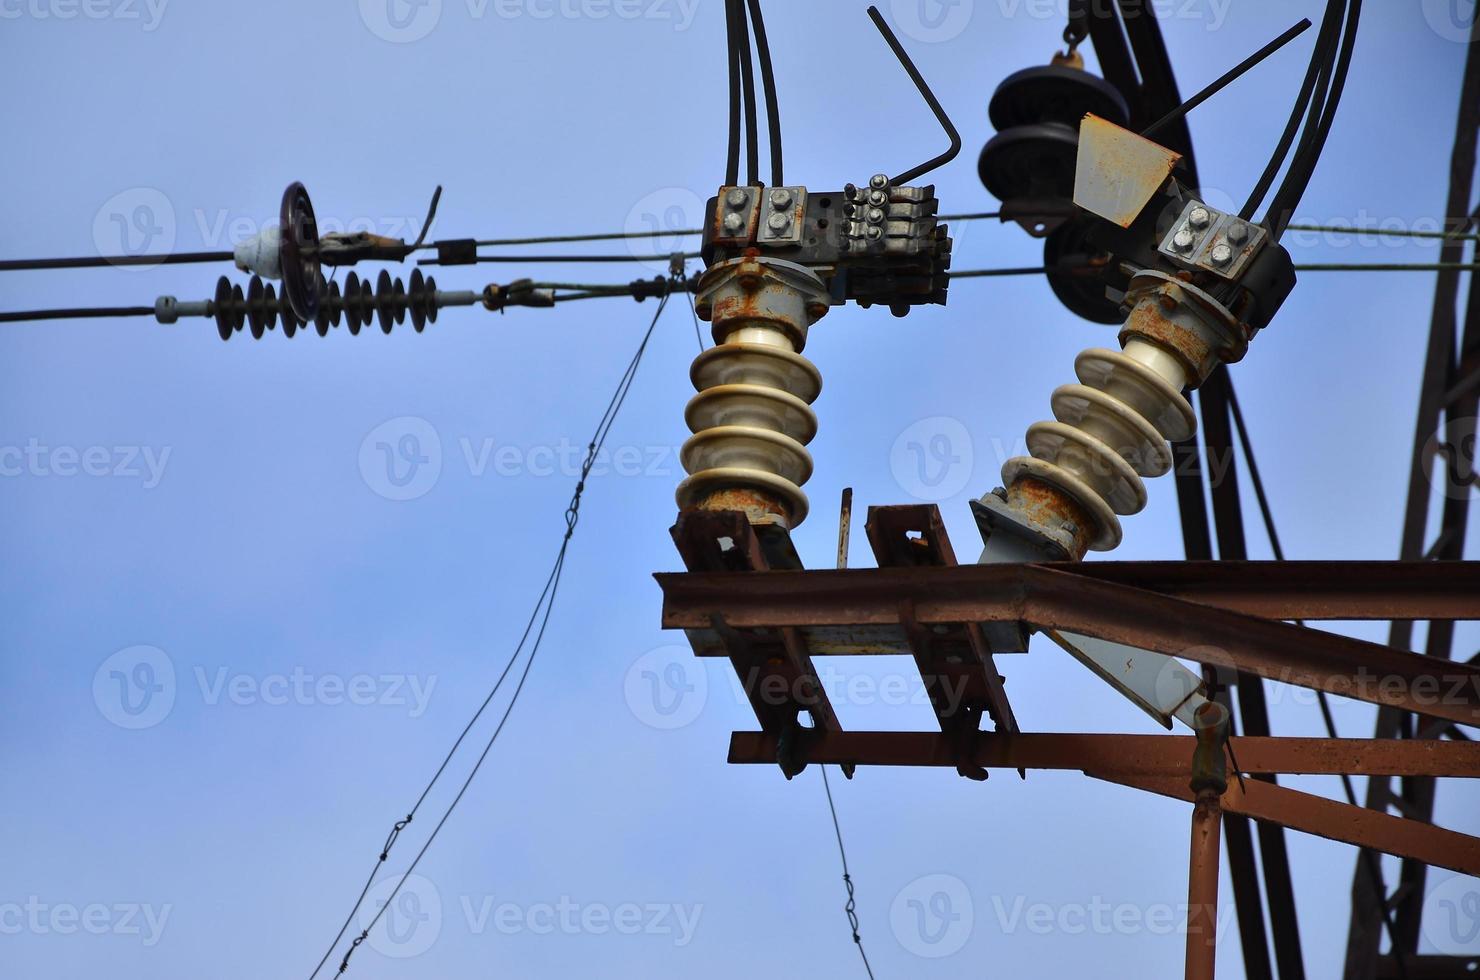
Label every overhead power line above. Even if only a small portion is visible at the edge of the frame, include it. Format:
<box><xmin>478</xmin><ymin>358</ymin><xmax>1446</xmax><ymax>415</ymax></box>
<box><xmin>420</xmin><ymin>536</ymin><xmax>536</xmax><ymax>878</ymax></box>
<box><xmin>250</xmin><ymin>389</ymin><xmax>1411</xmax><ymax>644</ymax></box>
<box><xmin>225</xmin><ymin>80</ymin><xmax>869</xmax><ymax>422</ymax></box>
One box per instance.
<box><xmin>306</xmin><ymin>285</ymin><xmax>674</xmax><ymax>980</ymax></box>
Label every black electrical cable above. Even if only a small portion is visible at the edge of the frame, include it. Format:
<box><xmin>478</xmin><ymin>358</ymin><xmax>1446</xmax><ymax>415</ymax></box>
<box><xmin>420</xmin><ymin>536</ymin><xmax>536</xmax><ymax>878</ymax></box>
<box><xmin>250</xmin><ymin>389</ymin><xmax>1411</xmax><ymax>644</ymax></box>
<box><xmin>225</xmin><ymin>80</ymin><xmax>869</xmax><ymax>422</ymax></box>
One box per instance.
<box><xmin>1241</xmin><ymin>0</ymin><xmax>1345</xmax><ymax>220</ymax></box>
<box><xmin>307</xmin><ymin>288</ymin><xmax>674</xmax><ymax>980</ymax></box>
<box><xmin>723</xmin><ymin>0</ymin><xmax>742</xmax><ymax>186</ymax></box>
<box><xmin>820</xmin><ymin>765</ymin><xmax>876</xmax><ymax>980</ymax></box>
<box><xmin>733</xmin><ymin>0</ymin><xmax>760</xmax><ymax>185</ymax></box>
<box><xmin>1268</xmin><ymin>0</ymin><xmax>1362</xmax><ymax>239</ymax></box>
<box><xmin>747</xmin><ymin>0</ymin><xmax>783</xmax><ymax>186</ymax></box>
<box><xmin>0</xmin><ymin>250</ymin><xmax>234</xmax><ymax>272</ymax></box>
<box><xmin>0</xmin><ymin>305</ymin><xmax>153</xmax><ymax>323</ymax></box>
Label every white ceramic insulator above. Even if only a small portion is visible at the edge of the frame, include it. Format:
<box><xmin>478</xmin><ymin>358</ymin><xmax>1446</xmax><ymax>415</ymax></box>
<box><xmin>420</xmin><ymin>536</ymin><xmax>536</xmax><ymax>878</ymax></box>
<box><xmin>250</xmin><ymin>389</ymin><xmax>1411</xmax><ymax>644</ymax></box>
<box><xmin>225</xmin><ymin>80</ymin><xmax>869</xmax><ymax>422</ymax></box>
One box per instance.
<box><xmin>233</xmin><ymin>225</ymin><xmax>282</xmax><ymax>280</ymax></box>
<box><xmin>678</xmin><ymin>326</ymin><xmax>823</xmax><ymax>527</ymax></box>
<box><xmin>1002</xmin><ymin>337</ymin><xmax>1197</xmax><ymax>551</ymax></box>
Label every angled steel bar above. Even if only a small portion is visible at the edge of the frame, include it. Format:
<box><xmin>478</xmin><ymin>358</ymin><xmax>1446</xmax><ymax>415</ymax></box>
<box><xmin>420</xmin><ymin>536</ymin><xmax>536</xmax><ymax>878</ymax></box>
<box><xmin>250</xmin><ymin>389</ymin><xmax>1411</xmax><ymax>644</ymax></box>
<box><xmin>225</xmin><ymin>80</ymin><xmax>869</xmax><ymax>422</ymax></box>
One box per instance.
<box><xmin>725</xmin><ymin>731</ymin><xmax>1480</xmax><ymax>778</ymax></box>
<box><xmin>1094</xmin><ymin>771</ymin><xmax>1480</xmax><ymax>879</ymax></box>
<box><xmin>658</xmin><ymin>564</ymin><xmax>1480</xmax><ymax>726</ymax></box>
<box><xmin>659</xmin><ymin>561</ymin><xmax>1480</xmax><ymax>622</ymax></box>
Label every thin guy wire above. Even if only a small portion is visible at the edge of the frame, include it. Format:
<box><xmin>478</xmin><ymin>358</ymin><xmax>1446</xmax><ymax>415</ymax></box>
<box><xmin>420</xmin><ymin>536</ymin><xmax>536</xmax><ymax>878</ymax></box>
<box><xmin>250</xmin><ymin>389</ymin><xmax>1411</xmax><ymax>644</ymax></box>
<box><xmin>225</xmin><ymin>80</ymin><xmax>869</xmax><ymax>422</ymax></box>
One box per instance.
<box><xmin>309</xmin><ymin>288</ymin><xmax>672</xmax><ymax>979</ymax></box>
<box><xmin>820</xmin><ymin>765</ymin><xmax>876</xmax><ymax>980</ymax></box>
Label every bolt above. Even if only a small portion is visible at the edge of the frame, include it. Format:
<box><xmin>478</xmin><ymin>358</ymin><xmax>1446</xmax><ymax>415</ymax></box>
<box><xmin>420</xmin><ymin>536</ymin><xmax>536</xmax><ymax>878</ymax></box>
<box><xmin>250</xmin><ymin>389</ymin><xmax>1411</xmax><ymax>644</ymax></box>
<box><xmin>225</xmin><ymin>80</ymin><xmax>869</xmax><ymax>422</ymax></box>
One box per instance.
<box><xmin>868</xmin><ymin>189</ymin><xmax>887</xmax><ymax>206</ymax></box>
<box><xmin>869</xmin><ymin>173</ymin><xmax>888</xmax><ymax>190</ymax></box>
<box><xmin>1172</xmin><ymin>228</ymin><xmax>1196</xmax><ymax>252</ymax></box>
<box><xmin>722</xmin><ymin>212</ymin><xmax>745</xmax><ymax>233</ymax></box>
<box><xmin>725</xmin><ymin>188</ymin><xmax>748</xmax><ymax>209</ymax></box>
<box><xmin>991</xmin><ymin>486</ymin><xmax>1008</xmax><ymax>500</ymax></box>
<box><xmin>1188</xmin><ymin>206</ymin><xmax>1212</xmax><ymax>229</ymax></box>
<box><xmin>1059</xmin><ymin>520</ymin><xmax>1078</xmax><ymax>535</ymax></box>
<box><xmin>866</xmin><ymin>207</ymin><xmax>884</xmax><ymax>224</ymax></box>
<box><xmin>1226</xmin><ymin>221</ymin><xmax>1249</xmax><ymax>245</ymax></box>
<box><xmin>1210</xmin><ymin>242</ymin><xmax>1234</xmax><ymax>266</ymax></box>
<box><xmin>866</xmin><ymin>226</ymin><xmax>883</xmax><ymax>240</ymax></box>
<box><xmin>769</xmin><ymin>188</ymin><xmax>792</xmax><ymax>209</ymax></box>
<box><xmin>767</xmin><ymin>212</ymin><xmax>791</xmax><ymax>232</ymax></box>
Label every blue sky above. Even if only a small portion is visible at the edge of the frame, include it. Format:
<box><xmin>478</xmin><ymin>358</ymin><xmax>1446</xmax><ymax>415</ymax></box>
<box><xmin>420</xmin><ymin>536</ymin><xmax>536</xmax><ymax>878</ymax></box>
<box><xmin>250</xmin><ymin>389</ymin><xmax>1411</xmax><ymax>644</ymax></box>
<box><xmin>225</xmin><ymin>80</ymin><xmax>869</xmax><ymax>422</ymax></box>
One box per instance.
<box><xmin>1</xmin><ymin>1</ymin><xmax>1477</xmax><ymax>977</ymax></box>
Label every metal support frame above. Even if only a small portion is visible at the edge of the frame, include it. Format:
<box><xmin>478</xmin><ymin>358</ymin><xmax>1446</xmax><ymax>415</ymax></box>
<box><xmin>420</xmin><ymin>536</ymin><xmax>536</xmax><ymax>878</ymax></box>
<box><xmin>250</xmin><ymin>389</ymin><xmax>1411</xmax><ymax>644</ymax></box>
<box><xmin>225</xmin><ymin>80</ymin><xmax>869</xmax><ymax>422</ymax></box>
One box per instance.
<box><xmin>1344</xmin><ymin>18</ymin><xmax>1480</xmax><ymax>980</ymax></box>
<box><xmin>658</xmin><ymin>505</ymin><xmax>1480</xmax><ymax>977</ymax></box>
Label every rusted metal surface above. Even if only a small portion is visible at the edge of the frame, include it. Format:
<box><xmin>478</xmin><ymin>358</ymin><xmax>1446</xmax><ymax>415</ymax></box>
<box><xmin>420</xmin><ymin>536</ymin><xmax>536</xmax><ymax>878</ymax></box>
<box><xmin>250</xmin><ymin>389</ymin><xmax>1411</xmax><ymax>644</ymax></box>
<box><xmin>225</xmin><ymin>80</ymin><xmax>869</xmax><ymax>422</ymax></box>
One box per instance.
<box><xmin>1185</xmin><ymin>790</ymin><xmax>1222</xmax><ymax>980</ymax></box>
<box><xmin>669</xmin><ymin>510</ymin><xmax>840</xmax><ymax>743</ymax></box>
<box><xmin>1096</xmin><ymin>770</ymin><xmax>1480</xmax><ymax>878</ymax></box>
<box><xmin>660</xmin><ymin>561</ymin><xmax>1480</xmax><ymax>623</ymax></box>
<box><xmin>660</xmin><ymin>562</ymin><xmax>1480</xmax><ymax>726</ymax></box>
<box><xmin>1121</xmin><ymin>287</ymin><xmax>1214</xmax><ymax>382</ymax></box>
<box><xmin>864</xmin><ymin>504</ymin><xmax>1018</xmax><ymax>760</ymax></box>
<box><xmin>724</xmin><ymin>731</ymin><xmax>1480</xmax><ymax>777</ymax></box>
<box><xmin>1185</xmin><ymin>705</ymin><xmax>1229</xmax><ymax>980</ymax></box>
<box><xmin>690</xmin><ymin>486</ymin><xmax>796</xmax><ymax>530</ymax></box>
<box><xmin>1072</xmin><ymin>112</ymin><xmax>1182</xmax><ymax>228</ymax></box>
<box><xmin>1004</xmin><ymin>476</ymin><xmax>1096</xmax><ymax>558</ymax></box>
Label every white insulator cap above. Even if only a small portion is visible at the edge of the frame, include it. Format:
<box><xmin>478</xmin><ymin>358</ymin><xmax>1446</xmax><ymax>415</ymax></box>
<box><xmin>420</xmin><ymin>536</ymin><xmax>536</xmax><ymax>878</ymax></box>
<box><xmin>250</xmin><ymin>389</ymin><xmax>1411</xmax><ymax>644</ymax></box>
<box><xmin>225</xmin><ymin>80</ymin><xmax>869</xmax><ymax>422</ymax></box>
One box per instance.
<box><xmin>233</xmin><ymin>224</ymin><xmax>283</xmax><ymax>280</ymax></box>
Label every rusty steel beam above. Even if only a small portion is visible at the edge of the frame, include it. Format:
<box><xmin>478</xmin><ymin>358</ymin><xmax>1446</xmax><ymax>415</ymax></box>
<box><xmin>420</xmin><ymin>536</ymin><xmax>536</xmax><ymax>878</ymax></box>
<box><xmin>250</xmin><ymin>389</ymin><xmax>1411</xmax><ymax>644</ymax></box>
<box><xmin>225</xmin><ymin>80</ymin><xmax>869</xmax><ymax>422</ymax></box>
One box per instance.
<box><xmin>659</xmin><ymin>561</ymin><xmax>1480</xmax><ymax>622</ymax></box>
<box><xmin>660</xmin><ymin>565</ymin><xmax>1480</xmax><ymax>726</ymax></box>
<box><xmin>725</xmin><ymin>731</ymin><xmax>1480</xmax><ymax>777</ymax></box>
<box><xmin>1096</xmin><ymin>771</ymin><xmax>1480</xmax><ymax>879</ymax></box>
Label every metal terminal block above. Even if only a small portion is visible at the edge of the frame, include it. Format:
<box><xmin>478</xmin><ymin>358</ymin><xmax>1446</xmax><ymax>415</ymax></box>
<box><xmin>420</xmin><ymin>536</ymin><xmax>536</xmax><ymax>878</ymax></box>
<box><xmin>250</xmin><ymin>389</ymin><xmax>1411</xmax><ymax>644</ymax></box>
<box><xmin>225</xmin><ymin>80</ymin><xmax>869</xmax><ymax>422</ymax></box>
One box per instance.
<box><xmin>757</xmin><ymin>186</ymin><xmax>807</xmax><ymax>245</ymax></box>
<box><xmin>1157</xmin><ymin>199</ymin><xmax>1267</xmax><ymax>281</ymax></box>
<box><xmin>713</xmin><ymin>185</ymin><xmax>761</xmax><ymax>245</ymax></box>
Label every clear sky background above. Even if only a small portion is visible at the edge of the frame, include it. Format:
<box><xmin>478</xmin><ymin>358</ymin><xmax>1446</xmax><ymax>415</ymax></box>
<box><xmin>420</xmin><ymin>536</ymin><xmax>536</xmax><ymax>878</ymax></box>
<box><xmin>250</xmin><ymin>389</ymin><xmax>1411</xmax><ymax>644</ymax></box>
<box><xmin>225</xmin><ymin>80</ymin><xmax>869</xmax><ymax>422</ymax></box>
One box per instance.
<box><xmin>1</xmin><ymin>1</ymin><xmax>1477</xmax><ymax>977</ymax></box>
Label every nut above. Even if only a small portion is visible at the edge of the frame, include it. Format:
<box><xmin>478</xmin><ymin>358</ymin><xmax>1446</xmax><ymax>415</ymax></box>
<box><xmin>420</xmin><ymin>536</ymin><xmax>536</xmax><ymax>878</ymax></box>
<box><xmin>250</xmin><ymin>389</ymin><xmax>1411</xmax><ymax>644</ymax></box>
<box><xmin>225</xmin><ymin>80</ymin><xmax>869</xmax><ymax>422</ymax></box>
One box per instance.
<box><xmin>1188</xmin><ymin>206</ymin><xmax>1211</xmax><ymax>229</ymax></box>
<box><xmin>869</xmin><ymin>173</ymin><xmax>889</xmax><ymax>190</ymax></box>
<box><xmin>725</xmin><ymin>188</ymin><xmax>748</xmax><ymax>209</ymax></box>
<box><xmin>1210</xmin><ymin>242</ymin><xmax>1234</xmax><ymax>266</ymax></box>
<box><xmin>1226</xmin><ymin>222</ymin><xmax>1249</xmax><ymax>245</ymax></box>
<box><xmin>722</xmin><ymin>212</ymin><xmax>745</xmax><ymax>233</ymax></box>
<box><xmin>767</xmin><ymin>212</ymin><xmax>791</xmax><ymax>232</ymax></box>
<box><xmin>1172</xmin><ymin>228</ymin><xmax>1196</xmax><ymax>252</ymax></box>
<box><xmin>769</xmin><ymin>188</ymin><xmax>792</xmax><ymax>209</ymax></box>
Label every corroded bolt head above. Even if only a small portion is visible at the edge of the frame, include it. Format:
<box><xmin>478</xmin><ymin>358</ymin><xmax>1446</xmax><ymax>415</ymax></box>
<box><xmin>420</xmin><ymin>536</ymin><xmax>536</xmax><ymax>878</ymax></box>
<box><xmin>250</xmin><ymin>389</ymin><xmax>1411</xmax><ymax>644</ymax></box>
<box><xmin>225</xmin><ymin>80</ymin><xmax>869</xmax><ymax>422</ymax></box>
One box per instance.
<box><xmin>869</xmin><ymin>173</ymin><xmax>889</xmax><ymax>190</ymax></box>
<box><xmin>767</xmin><ymin>212</ymin><xmax>791</xmax><ymax>232</ymax></box>
<box><xmin>769</xmin><ymin>188</ymin><xmax>792</xmax><ymax>209</ymax></box>
<box><xmin>1226</xmin><ymin>222</ymin><xmax>1249</xmax><ymax>244</ymax></box>
<box><xmin>722</xmin><ymin>212</ymin><xmax>745</xmax><ymax>233</ymax></box>
<box><xmin>1188</xmin><ymin>206</ymin><xmax>1212</xmax><ymax>229</ymax></box>
<box><xmin>1172</xmin><ymin>228</ymin><xmax>1196</xmax><ymax>252</ymax></box>
<box><xmin>725</xmin><ymin>188</ymin><xmax>748</xmax><ymax>209</ymax></box>
<box><xmin>1210</xmin><ymin>242</ymin><xmax>1234</xmax><ymax>266</ymax></box>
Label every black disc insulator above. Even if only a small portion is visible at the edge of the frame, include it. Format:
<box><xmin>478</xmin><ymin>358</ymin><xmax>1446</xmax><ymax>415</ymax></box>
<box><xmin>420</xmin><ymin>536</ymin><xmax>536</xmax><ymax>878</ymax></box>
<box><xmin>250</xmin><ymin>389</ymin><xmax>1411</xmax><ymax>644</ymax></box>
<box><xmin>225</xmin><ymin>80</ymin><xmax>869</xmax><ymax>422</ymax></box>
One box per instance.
<box><xmin>279</xmin><ymin>181</ymin><xmax>321</xmax><ymax>322</ymax></box>
<box><xmin>988</xmin><ymin>65</ymin><xmax>1129</xmax><ymax>131</ymax></box>
<box><xmin>977</xmin><ymin>122</ymin><xmax>1079</xmax><ymax>203</ymax></box>
<box><xmin>213</xmin><ymin>276</ymin><xmax>242</xmax><ymax>340</ymax></box>
<box><xmin>1043</xmin><ymin>213</ymin><xmax>1128</xmax><ymax>325</ymax></box>
<box><xmin>409</xmin><ymin>268</ymin><xmax>428</xmax><ymax>332</ymax></box>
